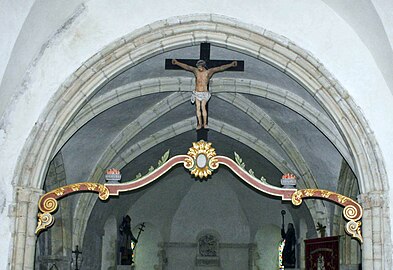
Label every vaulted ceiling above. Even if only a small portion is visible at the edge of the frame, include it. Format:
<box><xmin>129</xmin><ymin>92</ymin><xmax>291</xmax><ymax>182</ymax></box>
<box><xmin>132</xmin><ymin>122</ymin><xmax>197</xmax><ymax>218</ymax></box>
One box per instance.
<box><xmin>45</xmin><ymin>43</ymin><xmax>358</xmax><ymax>245</ymax></box>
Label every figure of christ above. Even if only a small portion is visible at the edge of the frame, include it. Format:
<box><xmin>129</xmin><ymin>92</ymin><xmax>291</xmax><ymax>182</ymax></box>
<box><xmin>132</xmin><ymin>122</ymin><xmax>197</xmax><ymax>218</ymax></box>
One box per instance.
<box><xmin>172</xmin><ymin>59</ymin><xmax>237</xmax><ymax>130</ymax></box>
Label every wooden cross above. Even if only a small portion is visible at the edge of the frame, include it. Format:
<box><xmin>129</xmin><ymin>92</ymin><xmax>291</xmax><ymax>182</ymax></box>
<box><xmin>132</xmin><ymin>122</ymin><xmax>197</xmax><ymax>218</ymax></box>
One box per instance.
<box><xmin>165</xmin><ymin>43</ymin><xmax>244</xmax><ymax>73</ymax></box>
<box><xmin>165</xmin><ymin>43</ymin><xmax>244</xmax><ymax>141</ymax></box>
<box><xmin>72</xmin><ymin>245</ymin><xmax>82</xmax><ymax>270</ymax></box>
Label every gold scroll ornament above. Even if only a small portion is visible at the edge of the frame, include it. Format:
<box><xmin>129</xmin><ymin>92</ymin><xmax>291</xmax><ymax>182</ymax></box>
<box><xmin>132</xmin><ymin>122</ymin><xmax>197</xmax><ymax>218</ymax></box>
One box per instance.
<box><xmin>292</xmin><ymin>189</ymin><xmax>363</xmax><ymax>242</ymax></box>
<box><xmin>35</xmin><ymin>182</ymin><xmax>109</xmax><ymax>235</ymax></box>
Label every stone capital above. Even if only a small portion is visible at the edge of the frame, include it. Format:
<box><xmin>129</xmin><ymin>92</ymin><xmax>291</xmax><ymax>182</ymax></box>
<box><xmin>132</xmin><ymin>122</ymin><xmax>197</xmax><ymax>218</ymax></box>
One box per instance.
<box><xmin>357</xmin><ymin>191</ymin><xmax>388</xmax><ymax>210</ymax></box>
<box><xmin>15</xmin><ymin>186</ymin><xmax>45</xmax><ymax>203</ymax></box>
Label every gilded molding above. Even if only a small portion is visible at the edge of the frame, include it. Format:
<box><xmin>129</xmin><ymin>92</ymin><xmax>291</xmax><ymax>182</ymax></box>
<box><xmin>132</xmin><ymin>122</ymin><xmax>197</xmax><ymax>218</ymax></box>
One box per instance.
<box><xmin>291</xmin><ymin>189</ymin><xmax>363</xmax><ymax>242</ymax></box>
<box><xmin>36</xmin><ymin>182</ymin><xmax>109</xmax><ymax>235</ymax></box>
<box><xmin>36</xmin><ymin>142</ymin><xmax>364</xmax><ymax>243</ymax></box>
<box><xmin>184</xmin><ymin>140</ymin><xmax>219</xmax><ymax>178</ymax></box>
<box><xmin>35</xmin><ymin>212</ymin><xmax>54</xmax><ymax>235</ymax></box>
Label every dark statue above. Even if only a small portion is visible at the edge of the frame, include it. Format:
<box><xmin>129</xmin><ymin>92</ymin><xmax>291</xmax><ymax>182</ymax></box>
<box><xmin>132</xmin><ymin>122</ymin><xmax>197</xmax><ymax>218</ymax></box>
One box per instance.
<box><xmin>281</xmin><ymin>223</ymin><xmax>296</xmax><ymax>268</ymax></box>
<box><xmin>119</xmin><ymin>215</ymin><xmax>138</xmax><ymax>265</ymax></box>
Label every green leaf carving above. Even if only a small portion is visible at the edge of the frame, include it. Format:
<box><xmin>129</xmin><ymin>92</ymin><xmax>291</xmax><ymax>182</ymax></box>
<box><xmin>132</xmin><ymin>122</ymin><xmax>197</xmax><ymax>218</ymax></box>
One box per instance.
<box><xmin>234</xmin><ymin>152</ymin><xmax>245</xmax><ymax>169</ymax></box>
<box><xmin>129</xmin><ymin>150</ymin><xmax>171</xmax><ymax>181</ymax></box>
<box><xmin>234</xmin><ymin>152</ymin><xmax>268</xmax><ymax>184</ymax></box>
<box><xmin>260</xmin><ymin>176</ymin><xmax>267</xmax><ymax>183</ymax></box>
<box><xmin>134</xmin><ymin>173</ymin><xmax>142</xmax><ymax>180</ymax></box>
<box><xmin>158</xmin><ymin>150</ymin><xmax>170</xmax><ymax>167</ymax></box>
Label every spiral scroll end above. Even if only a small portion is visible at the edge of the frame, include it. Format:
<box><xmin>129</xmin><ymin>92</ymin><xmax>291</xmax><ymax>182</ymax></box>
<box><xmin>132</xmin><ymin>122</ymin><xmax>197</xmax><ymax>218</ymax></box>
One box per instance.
<box><xmin>345</xmin><ymin>220</ymin><xmax>363</xmax><ymax>243</ymax></box>
<box><xmin>291</xmin><ymin>190</ymin><xmax>303</xmax><ymax>206</ymax></box>
<box><xmin>35</xmin><ymin>212</ymin><xmax>54</xmax><ymax>235</ymax></box>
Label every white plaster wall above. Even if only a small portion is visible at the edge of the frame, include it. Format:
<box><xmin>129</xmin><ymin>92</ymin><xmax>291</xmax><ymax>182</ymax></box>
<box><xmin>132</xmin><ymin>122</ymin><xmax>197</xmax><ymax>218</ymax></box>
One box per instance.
<box><xmin>1</xmin><ymin>0</ymin><xmax>393</xmax><ymax>269</ymax></box>
<box><xmin>0</xmin><ymin>0</ymin><xmax>85</xmax><ymax>118</ymax></box>
<box><xmin>0</xmin><ymin>1</ymin><xmax>34</xmax><ymax>88</ymax></box>
<box><xmin>371</xmin><ymin>0</ymin><xmax>393</xmax><ymax>45</ymax></box>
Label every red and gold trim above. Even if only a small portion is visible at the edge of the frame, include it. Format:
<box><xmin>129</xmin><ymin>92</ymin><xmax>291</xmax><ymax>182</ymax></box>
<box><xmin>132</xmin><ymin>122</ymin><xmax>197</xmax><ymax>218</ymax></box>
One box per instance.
<box><xmin>36</xmin><ymin>141</ymin><xmax>363</xmax><ymax>243</ymax></box>
<box><xmin>215</xmin><ymin>155</ymin><xmax>296</xmax><ymax>200</ymax></box>
<box><xmin>35</xmin><ymin>182</ymin><xmax>109</xmax><ymax>234</ymax></box>
<box><xmin>292</xmin><ymin>189</ymin><xmax>363</xmax><ymax>242</ymax></box>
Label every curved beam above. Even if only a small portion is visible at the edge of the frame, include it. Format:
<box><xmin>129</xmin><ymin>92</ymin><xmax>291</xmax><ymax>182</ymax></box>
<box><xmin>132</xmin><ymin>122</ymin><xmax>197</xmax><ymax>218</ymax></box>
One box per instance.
<box><xmin>292</xmin><ymin>189</ymin><xmax>363</xmax><ymax>242</ymax></box>
<box><xmin>72</xmin><ymin>117</ymin><xmax>300</xmax><ymax>245</ymax></box>
<box><xmin>37</xmin><ymin>141</ymin><xmax>363</xmax><ymax>242</ymax></box>
<box><xmin>71</xmin><ymin>80</ymin><xmax>324</xmax><ymax>203</ymax></box>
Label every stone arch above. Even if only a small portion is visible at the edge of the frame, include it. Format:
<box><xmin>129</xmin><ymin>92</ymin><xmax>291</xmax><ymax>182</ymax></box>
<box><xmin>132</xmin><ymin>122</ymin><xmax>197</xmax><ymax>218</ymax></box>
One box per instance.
<box><xmin>57</xmin><ymin>77</ymin><xmax>350</xmax><ymax>164</ymax></box>
<box><xmin>78</xmin><ymin>86</ymin><xmax>319</xmax><ymax>189</ymax></box>
<box><xmin>12</xmin><ymin>15</ymin><xmax>389</xmax><ymax>269</ymax></box>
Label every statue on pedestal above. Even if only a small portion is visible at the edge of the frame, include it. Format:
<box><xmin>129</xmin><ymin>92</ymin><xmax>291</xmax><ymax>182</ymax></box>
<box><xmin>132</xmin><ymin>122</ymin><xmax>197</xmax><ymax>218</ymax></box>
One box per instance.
<box><xmin>281</xmin><ymin>223</ymin><xmax>296</xmax><ymax>268</ymax></box>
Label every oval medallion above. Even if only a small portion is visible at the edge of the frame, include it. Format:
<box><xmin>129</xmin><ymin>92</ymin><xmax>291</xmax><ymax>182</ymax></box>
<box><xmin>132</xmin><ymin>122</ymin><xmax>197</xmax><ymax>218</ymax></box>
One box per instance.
<box><xmin>196</xmin><ymin>154</ymin><xmax>207</xmax><ymax>168</ymax></box>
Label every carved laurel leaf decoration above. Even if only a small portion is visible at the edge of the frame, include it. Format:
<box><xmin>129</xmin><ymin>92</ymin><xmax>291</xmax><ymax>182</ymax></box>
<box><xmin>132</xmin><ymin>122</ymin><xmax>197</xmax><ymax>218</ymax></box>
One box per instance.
<box><xmin>234</xmin><ymin>152</ymin><xmax>245</xmax><ymax>169</ymax></box>
<box><xmin>158</xmin><ymin>150</ymin><xmax>170</xmax><ymax>167</ymax></box>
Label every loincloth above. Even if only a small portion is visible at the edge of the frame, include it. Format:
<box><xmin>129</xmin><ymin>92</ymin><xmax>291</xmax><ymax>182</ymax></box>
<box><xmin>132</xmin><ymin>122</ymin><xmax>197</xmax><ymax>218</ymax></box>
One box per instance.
<box><xmin>191</xmin><ymin>91</ymin><xmax>211</xmax><ymax>103</ymax></box>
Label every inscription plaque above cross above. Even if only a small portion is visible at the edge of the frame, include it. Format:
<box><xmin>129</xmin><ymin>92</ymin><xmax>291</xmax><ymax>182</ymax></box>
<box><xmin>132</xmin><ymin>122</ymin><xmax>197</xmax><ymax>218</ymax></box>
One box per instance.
<box><xmin>165</xmin><ymin>43</ymin><xmax>244</xmax><ymax>141</ymax></box>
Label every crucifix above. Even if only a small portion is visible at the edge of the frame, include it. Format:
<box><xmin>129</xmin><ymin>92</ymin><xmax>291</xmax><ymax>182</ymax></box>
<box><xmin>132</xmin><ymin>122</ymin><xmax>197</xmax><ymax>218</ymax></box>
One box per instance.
<box><xmin>72</xmin><ymin>245</ymin><xmax>82</xmax><ymax>270</ymax></box>
<box><xmin>165</xmin><ymin>43</ymin><xmax>244</xmax><ymax>141</ymax></box>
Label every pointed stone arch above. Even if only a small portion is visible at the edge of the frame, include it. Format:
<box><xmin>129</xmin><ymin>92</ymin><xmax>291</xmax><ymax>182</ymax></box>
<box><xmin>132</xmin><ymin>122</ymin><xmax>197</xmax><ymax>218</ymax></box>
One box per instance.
<box><xmin>12</xmin><ymin>15</ymin><xmax>390</xmax><ymax>269</ymax></box>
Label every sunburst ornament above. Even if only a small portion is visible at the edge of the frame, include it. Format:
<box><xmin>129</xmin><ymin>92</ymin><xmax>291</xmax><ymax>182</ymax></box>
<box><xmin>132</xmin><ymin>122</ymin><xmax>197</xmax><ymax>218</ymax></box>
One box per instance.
<box><xmin>184</xmin><ymin>140</ymin><xmax>219</xmax><ymax>178</ymax></box>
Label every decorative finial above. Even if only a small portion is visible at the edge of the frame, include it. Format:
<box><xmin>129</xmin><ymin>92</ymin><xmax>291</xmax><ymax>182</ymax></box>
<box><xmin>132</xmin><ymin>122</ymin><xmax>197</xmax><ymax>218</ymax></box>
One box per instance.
<box><xmin>281</xmin><ymin>173</ymin><xmax>296</xmax><ymax>188</ymax></box>
<box><xmin>105</xmin><ymin>168</ymin><xmax>121</xmax><ymax>182</ymax></box>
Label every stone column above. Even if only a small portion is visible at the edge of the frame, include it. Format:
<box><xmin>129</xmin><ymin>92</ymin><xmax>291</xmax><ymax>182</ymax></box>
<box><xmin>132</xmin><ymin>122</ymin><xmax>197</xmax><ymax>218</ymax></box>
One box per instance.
<box><xmin>358</xmin><ymin>191</ymin><xmax>391</xmax><ymax>270</ymax></box>
<box><xmin>101</xmin><ymin>229</ymin><xmax>117</xmax><ymax>270</ymax></box>
<box><xmin>248</xmin><ymin>243</ymin><xmax>257</xmax><ymax>270</ymax></box>
<box><xmin>11</xmin><ymin>186</ymin><xmax>44</xmax><ymax>270</ymax></box>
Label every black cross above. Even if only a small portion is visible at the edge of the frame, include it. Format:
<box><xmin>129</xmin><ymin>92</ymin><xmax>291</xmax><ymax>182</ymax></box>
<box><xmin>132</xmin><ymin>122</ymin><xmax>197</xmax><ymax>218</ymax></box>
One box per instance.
<box><xmin>72</xmin><ymin>245</ymin><xmax>82</xmax><ymax>270</ymax></box>
<box><xmin>166</xmin><ymin>43</ymin><xmax>244</xmax><ymax>141</ymax></box>
<box><xmin>165</xmin><ymin>43</ymin><xmax>244</xmax><ymax>72</ymax></box>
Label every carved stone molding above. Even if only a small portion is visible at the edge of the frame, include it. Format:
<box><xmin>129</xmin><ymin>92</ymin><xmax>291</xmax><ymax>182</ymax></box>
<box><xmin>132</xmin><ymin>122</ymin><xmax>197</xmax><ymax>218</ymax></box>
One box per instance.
<box><xmin>358</xmin><ymin>191</ymin><xmax>388</xmax><ymax>210</ymax></box>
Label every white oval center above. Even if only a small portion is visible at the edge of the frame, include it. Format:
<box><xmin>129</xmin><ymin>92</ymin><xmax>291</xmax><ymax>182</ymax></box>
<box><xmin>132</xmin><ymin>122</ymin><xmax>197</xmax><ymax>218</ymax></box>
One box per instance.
<box><xmin>196</xmin><ymin>154</ymin><xmax>207</xmax><ymax>168</ymax></box>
